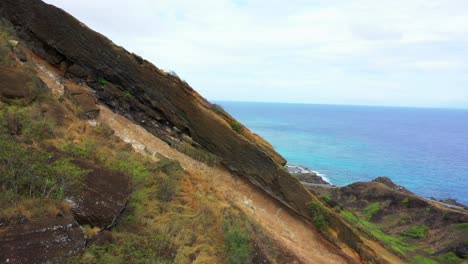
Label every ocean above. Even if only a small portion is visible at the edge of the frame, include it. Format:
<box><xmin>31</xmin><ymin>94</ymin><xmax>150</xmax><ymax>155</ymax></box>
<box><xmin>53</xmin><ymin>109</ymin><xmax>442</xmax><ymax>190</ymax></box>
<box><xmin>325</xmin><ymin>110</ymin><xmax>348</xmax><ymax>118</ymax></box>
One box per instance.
<box><xmin>217</xmin><ymin>101</ymin><xmax>468</xmax><ymax>205</ymax></box>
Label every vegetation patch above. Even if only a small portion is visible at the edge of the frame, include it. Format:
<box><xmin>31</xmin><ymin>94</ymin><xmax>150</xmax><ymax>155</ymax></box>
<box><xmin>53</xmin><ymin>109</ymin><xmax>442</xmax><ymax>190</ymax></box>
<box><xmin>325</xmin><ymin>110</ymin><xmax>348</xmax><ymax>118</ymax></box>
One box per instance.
<box><xmin>410</xmin><ymin>255</ymin><xmax>438</xmax><ymax>264</ymax></box>
<box><xmin>223</xmin><ymin>218</ymin><xmax>253</xmax><ymax>264</ymax></box>
<box><xmin>340</xmin><ymin>210</ymin><xmax>416</xmax><ymax>256</ymax></box>
<box><xmin>402</xmin><ymin>197</ymin><xmax>409</xmax><ymax>205</ymax></box>
<box><xmin>434</xmin><ymin>252</ymin><xmax>464</xmax><ymax>264</ymax></box>
<box><xmin>98</xmin><ymin>78</ymin><xmax>109</xmax><ymax>85</ymax></box>
<box><xmin>401</xmin><ymin>225</ymin><xmax>428</xmax><ymax>239</ymax></box>
<box><xmin>307</xmin><ymin>200</ymin><xmax>330</xmax><ymax>230</ymax></box>
<box><xmin>362</xmin><ymin>202</ymin><xmax>381</xmax><ymax>220</ymax></box>
<box><xmin>231</xmin><ymin>121</ymin><xmax>242</xmax><ymax>134</ymax></box>
<box><xmin>321</xmin><ymin>195</ymin><xmax>331</xmax><ymax>204</ymax></box>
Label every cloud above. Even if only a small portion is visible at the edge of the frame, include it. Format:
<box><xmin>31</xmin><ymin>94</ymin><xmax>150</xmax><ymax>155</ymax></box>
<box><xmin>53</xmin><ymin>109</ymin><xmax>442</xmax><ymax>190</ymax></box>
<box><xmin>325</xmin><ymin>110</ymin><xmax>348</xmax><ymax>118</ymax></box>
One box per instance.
<box><xmin>43</xmin><ymin>0</ymin><xmax>468</xmax><ymax>108</ymax></box>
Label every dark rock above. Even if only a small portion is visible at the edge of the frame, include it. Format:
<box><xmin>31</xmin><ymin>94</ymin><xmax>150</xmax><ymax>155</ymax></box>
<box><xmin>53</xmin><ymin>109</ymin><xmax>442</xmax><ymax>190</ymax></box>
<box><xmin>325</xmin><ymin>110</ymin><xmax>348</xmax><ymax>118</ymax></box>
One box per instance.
<box><xmin>454</xmin><ymin>243</ymin><xmax>468</xmax><ymax>259</ymax></box>
<box><xmin>67</xmin><ymin>63</ymin><xmax>90</xmax><ymax>78</ymax></box>
<box><xmin>372</xmin><ymin>176</ymin><xmax>413</xmax><ymax>194</ymax></box>
<box><xmin>0</xmin><ymin>65</ymin><xmax>38</xmax><ymax>104</ymax></box>
<box><xmin>296</xmin><ymin>173</ymin><xmax>329</xmax><ymax>185</ymax></box>
<box><xmin>63</xmin><ymin>81</ymin><xmax>100</xmax><ymax>118</ymax></box>
<box><xmin>435</xmin><ymin>198</ymin><xmax>467</xmax><ymax>210</ymax></box>
<box><xmin>0</xmin><ymin>217</ymin><xmax>85</xmax><ymax>263</ymax></box>
<box><xmin>69</xmin><ymin>160</ymin><xmax>131</xmax><ymax>229</ymax></box>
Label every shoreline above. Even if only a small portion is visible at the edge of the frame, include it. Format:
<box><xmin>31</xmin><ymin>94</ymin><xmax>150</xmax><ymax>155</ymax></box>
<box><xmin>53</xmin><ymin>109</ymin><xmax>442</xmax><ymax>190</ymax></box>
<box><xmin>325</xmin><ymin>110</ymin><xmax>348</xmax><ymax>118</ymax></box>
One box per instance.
<box><xmin>285</xmin><ymin>164</ymin><xmax>332</xmax><ymax>185</ymax></box>
<box><xmin>286</xmin><ymin>164</ymin><xmax>467</xmax><ymax>210</ymax></box>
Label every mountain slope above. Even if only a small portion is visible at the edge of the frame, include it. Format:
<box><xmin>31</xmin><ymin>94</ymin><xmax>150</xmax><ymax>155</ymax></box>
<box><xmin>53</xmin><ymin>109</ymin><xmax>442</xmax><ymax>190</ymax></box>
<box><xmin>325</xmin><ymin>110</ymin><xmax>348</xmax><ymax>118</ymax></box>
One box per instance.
<box><xmin>0</xmin><ymin>1</ymin><xmax>404</xmax><ymax>263</ymax></box>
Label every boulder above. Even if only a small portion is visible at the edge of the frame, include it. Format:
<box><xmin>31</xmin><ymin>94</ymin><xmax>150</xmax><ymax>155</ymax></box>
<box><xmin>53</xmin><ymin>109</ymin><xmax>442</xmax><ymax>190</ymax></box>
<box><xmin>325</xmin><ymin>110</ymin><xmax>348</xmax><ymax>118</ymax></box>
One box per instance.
<box><xmin>63</xmin><ymin>81</ymin><xmax>100</xmax><ymax>118</ymax></box>
<box><xmin>0</xmin><ymin>217</ymin><xmax>85</xmax><ymax>263</ymax></box>
<box><xmin>69</xmin><ymin>160</ymin><xmax>131</xmax><ymax>229</ymax></box>
<box><xmin>0</xmin><ymin>66</ymin><xmax>38</xmax><ymax>104</ymax></box>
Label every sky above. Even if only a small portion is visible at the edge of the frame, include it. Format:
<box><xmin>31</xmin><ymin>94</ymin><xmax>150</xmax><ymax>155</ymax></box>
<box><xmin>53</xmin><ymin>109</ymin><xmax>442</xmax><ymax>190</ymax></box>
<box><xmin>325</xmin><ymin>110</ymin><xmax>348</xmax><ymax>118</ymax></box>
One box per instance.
<box><xmin>44</xmin><ymin>0</ymin><xmax>468</xmax><ymax>108</ymax></box>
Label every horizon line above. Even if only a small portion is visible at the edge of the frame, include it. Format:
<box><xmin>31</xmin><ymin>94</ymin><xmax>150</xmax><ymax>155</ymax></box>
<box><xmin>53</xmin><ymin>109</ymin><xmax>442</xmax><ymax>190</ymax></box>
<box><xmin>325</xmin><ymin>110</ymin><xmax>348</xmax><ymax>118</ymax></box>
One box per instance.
<box><xmin>211</xmin><ymin>99</ymin><xmax>468</xmax><ymax>111</ymax></box>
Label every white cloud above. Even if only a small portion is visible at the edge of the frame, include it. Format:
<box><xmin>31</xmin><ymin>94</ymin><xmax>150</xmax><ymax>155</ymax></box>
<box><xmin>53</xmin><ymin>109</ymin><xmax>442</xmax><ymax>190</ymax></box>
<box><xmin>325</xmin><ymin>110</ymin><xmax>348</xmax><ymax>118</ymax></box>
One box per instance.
<box><xmin>43</xmin><ymin>0</ymin><xmax>468</xmax><ymax>108</ymax></box>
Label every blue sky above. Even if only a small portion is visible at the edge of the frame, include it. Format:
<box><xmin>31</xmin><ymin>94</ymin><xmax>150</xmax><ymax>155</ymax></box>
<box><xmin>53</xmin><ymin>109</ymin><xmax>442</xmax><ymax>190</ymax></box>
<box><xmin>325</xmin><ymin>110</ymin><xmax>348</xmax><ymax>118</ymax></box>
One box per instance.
<box><xmin>44</xmin><ymin>0</ymin><xmax>468</xmax><ymax>108</ymax></box>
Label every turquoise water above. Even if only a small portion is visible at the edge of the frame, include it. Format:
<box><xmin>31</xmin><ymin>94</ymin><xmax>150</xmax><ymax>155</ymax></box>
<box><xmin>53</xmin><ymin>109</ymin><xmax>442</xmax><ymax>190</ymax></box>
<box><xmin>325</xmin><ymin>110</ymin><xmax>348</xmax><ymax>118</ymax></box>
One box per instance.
<box><xmin>217</xmin><ymin>101</ymin><xmax>468</xmax><ymax>205</ymax></box>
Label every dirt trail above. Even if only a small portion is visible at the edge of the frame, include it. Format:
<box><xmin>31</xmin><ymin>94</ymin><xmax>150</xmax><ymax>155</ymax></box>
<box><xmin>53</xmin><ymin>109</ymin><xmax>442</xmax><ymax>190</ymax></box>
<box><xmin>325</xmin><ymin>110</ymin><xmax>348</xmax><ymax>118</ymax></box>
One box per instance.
<box><xmin>32</xmin><ymin>56</ymin><xmax>359</xmax><ymax>263</ymax></box>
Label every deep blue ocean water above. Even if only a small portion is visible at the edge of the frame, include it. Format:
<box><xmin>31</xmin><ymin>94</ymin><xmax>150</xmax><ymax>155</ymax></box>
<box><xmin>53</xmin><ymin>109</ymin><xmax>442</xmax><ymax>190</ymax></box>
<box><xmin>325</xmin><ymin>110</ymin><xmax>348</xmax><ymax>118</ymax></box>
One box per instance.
<box><xmin>217</xmin><ymin>101</ymin><xmax>468</xmax><ymax>205</ymax></box>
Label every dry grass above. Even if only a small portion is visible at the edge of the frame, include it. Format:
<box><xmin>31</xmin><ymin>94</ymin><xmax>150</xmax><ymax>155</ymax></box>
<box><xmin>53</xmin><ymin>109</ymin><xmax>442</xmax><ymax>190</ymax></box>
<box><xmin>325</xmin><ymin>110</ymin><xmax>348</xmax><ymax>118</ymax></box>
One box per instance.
<box><xmin>0</xmin><ymin>198</ymin><xmax>72</xmax><ymax>221</ymax></box>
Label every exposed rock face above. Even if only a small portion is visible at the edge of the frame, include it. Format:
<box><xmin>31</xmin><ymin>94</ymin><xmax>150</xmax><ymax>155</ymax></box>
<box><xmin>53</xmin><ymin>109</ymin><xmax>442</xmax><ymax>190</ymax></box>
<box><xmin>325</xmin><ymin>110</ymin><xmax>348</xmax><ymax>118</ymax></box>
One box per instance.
<box><xmin>372</xmin><ymin>176</ymin><xmax>413</xmax><ymax>195</ymax></box>
<box><xmin>69</xmin><ymin>160</ymin><xmax>131</xmax><ymax>229</ymax></box>
<box><xmin>0</xmin><ymin>217</ymin><xmax>86</xmax><ymax>263</ymax></box>
<box><xmin>0</xmin><ymin>0</ymin><xmax>311</xmax><ymax>216</ymax></box>
<box><xmin>0</xmin><ymin>65</ymin><xmax>38</xmax><ymax>104</ymax></box>
<box><xmin>63</xmin><ymin>81</ymin><xmax>100</xmax><ymax>118</ymax></box>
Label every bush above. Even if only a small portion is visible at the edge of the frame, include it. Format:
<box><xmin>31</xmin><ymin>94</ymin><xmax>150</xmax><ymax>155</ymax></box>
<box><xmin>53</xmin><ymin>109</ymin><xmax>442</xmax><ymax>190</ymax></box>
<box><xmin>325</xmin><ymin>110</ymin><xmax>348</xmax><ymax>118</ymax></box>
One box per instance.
<box><xmin>0</xmin><ymin>31</ymin><xmax>13</xmax><ymax>65</ymax></box>
<box><xmin>223</xmin><ymin>219</ymin><xmax>253</xmax><ymax>264</ymax></box>
<box><xmin>401</xmin><ymin>225</ymin><xmax>428</xmax><ymax>239</ymax></box>
<box><xmin>321</xmin><ymin>195</ymin><xmax>331</xmax><ymax>204</ymax></box>
<box><xmin>307</xmin><ymin>200</ymin><xmax>330</xmax><ymax>229</ymax></box>
<box><xmin>84</xmin><ymin>233</ymin><xmax>174</xmax><ymax>264</ymax></box>
<box><xmin>212</xmin><ymin>104</ymin><xmax>226</xmax><ymax>116</ymax></box>
<box><xmin>0</xmin><ymin>135</ymin><xmax>88</xmax><ymax>199</ymax></box>
<box><xmin>231</xmin><ymin>121</ymin><xmax>242</xmax><ymax>134</ymax></box>
<box><xmin>62</xmin><ymin>139</ymin><xmax>97</xmax><ymax>159</ymax></box>
<box><xmin>98</xmin><ymin>78</ymin><xmax>109</xmax><ymax>85</ymax></box>
<box><xmin>362</xmin><ymin>202</ymin><xmax>381</xmax><ymax>220</ymax></box>
<box><xmin>156</xmin><ymin>158</ymin><xmax>184</xmax><ymax>202</ymax></box>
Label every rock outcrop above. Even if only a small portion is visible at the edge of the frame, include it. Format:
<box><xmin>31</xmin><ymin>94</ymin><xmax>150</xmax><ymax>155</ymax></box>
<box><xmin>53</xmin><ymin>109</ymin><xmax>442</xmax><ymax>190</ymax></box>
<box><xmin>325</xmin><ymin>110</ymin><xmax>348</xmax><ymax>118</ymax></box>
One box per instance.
<box><xmin>0</xmin><ymin>0</ymin><xmax>311</xmax><ymax>216</ymax></box>
<box><xmin>69</xmin><ymin>160</ymin><xmax>131</xmax><ymax>229</ymax></box>
<box><xmin>0</xmin><ymin>65</ymin><xmax>38</xmax><ymax>104</ymax></box>
<box><xmin>0</xmin><ymin>217</ymin><xmax>86</xmax><ymax>263</ymax></box>
<box><xmin>63</xmin><ymin>80</ymin><xmax>100</xmax><ymax>118</ymax></box>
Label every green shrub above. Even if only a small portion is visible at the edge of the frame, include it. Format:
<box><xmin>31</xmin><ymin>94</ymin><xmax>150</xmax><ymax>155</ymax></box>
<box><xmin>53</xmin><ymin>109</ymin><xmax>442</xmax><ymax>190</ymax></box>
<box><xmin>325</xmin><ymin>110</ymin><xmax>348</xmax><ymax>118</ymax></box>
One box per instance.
<box><xmin>223</xmin><ymin>219</ymin><xmax>253</xmax><ymax>264</ymax></box>
<box><xmin>212</xmin><ymin>104</ymin><xmax>226</xmax><ymax>116</ymax></box>
<box><xmin>362</xmin><ymin>202</ymin><xmax>381</xmax><ymax>220</ymax></box>
<box><xmin>321</xmin><ymin>195</ymin><xmax>331</xmax><ymax>204</ymax></box>
<box><xmin>231</xmin><ymin>121</ymin><xmax>242</xmax><ymax>134</ymax></box>
<box><xmin>156</xmin><ymin>158</ymin><xmax>184</xmax><ymax>202</ymax></box>
<box><xmin>411</xmin><ymin>255</ymin><xmax>438</xmax><ymax>264</ymax></box>
<box><xmin>84</xmin><ymin>233</ymin><xmax>174</xmax><ymax>264</ymax></box>
<box><xmin>98</xmin><ymin>78</ymin><xmax>109</xmax><ymax>85</ymax></box>
<box><xmin>307</xmin><ymin>200</ymin><xmax>330</xmax><ymax>229</ymax></box>
<box><xmin>401</xmin><ymin>225</ymin><xmax>428</xmax><ymax>239</ymax></box>
<box><xmin>0</xmin><ymin>31</ymin><xmax>13</xmax><ymax>65</ymax></box>
<box><xmin>402</xmin><ymin>197</ymin><xmax>409</xmax><ymax>205</ymax></box>
<box><xmin>435</xmin><ymin>252</ymin><xmax>463</xmax><ymax>264</ymax></box>
<box><xmin>0</xmin><ymin>135</ymin><xmax>87</xmax><ymax>199</ymax></box>
<box><xmin>62</xmin><ymin>139</ymin><xmax>97</xmax><ymax>159</ymax></box>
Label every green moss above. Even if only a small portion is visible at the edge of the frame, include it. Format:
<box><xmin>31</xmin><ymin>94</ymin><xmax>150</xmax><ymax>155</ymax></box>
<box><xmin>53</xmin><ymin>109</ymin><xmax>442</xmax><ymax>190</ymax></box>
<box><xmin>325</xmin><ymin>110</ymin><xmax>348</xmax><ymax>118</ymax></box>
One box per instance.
<box><xmin>362</xmin><ymin>202</ymin><xmax>381</xmax><ymax>220</ymax></box>
<box><xmin>401</xmin><ymin>225</ymin><xmax>428</xmax><ymax>239</ymax></box>
<box><xmin>307</xmin><ymin>200</ymin><xmax>330</xmax><ymax>230</ymax></box>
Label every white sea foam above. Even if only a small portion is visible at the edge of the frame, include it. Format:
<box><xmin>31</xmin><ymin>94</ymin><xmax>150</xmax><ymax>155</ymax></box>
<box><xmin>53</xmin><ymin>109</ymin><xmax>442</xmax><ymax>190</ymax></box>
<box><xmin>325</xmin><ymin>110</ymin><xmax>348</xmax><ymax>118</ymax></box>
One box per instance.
<box><xmin>313</xmin><ymin>171</ymin><xmax>331</xmax><ymax>184</ymax></box>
